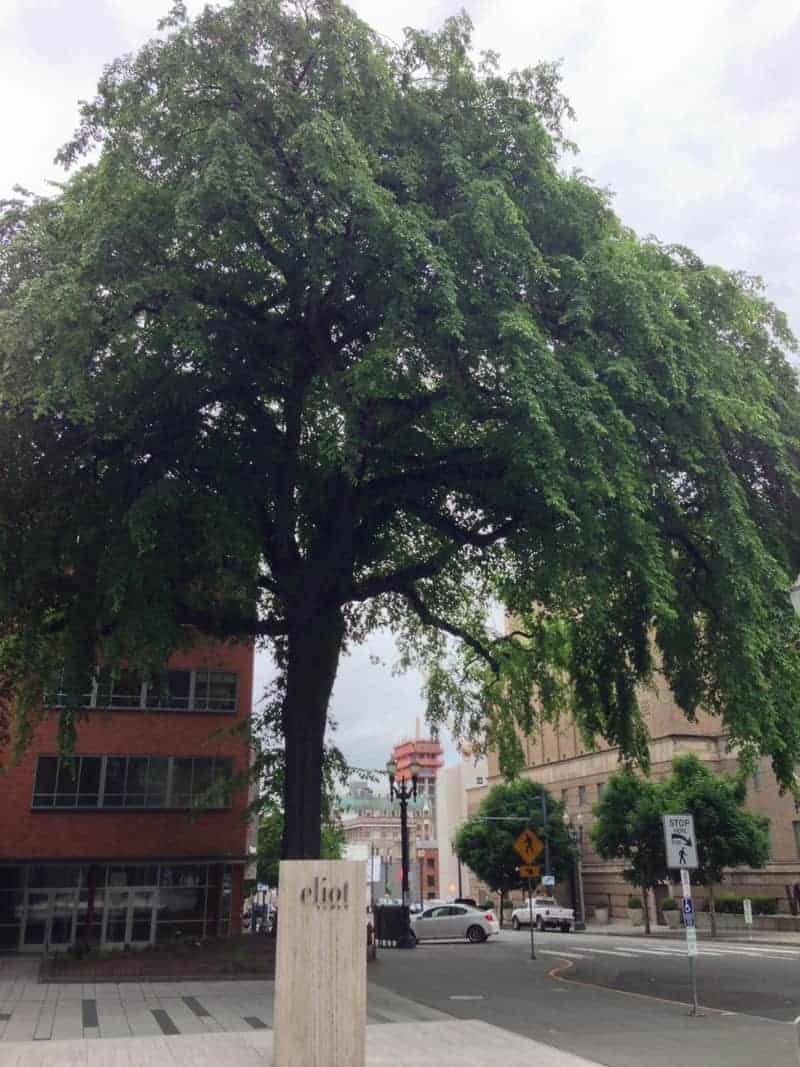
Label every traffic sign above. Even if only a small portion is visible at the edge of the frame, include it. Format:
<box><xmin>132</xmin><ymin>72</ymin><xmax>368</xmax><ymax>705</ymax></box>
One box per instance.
<box><xmin>542</xmin><ymin>875</ymin><xmax>555</xmax><ymax>888</ymax></box>
<box><xmin>680</xmin><ymin>869</ymin><xmax>692</xmax><ymax>898</ymax></box>
<box><xmin>518</xmin><ymin>865</ymin><xmax>540</xmax><ymax>879</ymax></box>
<box><xmin>681</xmin><ymin>897</ymin><xmax>695</xmax><ymax>927</ymax></box>
<box><xmin>743</xmin><ymin>898</ymin><xmax>753</xmax><ymax>925</ymax></box>
<box><xmin>663</xmin><ymin>814</ymin><xmax>698</xmax><ymax>869</ymax></box>
<box><xmin>514</xmin><ymin>828</ymin><xmax>544</xmax><ymax>864</ymax></box>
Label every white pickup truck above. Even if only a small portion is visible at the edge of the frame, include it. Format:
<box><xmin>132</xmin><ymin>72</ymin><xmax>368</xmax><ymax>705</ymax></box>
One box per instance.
<box><xmin>511</xmin><ymin>896</ymin><xmax>574</xmax><ymax>932</ymax></box>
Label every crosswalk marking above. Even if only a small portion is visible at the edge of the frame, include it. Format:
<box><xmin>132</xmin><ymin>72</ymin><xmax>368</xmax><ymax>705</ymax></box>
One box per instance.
<box><xmin>579</xmin><ymin>948</ymin><xmax>640</xmax><ymax>958</ymax></box>
<box><xmin>539</xmin><ymin>950</ymin><xmax>587</xmax><ymax>960</ymax></box>
<box><xmin>571</xmin><ymin>942</ymin><xmax>800</xmax><ymax>962</ymax></box>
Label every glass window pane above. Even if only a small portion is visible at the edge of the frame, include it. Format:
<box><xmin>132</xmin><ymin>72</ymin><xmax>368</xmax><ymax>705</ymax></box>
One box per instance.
<box><xmin>34</xmin><ymin>757</ymin><xmax>58</xmax><ymax>804</ymax></box>
<box><xmin>0</xmin><ymin>892</ymin><xmax>23</xmax><ymax>923</ymax></box>
<box><xmin>28</xmin><ymin>866</ymin><xmax>80</xmax><ymax>888</ymax></box>
<box><xmin>77</xmin><ymin>757</ymin><xmax>102</xmax><ymax>807</ymax></box>
<box><xmin>170</xmin><ymin>759</ymin><xmax>193</xmax><ymax>807</ymax></box>
<box><xmin>0</xmin><ymin>867</ymin><xmax>23</xmax><ymax>890</ymax></box>
<box><xmin>55</xmin><ymin>760</ymin><xmax>79</xmax><ymax>806</ymax></box>
<box><xmin>207</xmin><ymin>672</ymin><xmax>237</xmax><ymax>711</ymax></box>
<box><xmin>146</xmin><ymin>758</ymin><xmax>169</xmax><ymax>806</ymax></box>
<box><xmin>110</xmin><ymin>669</ymin><xmax>143</xmax><ymax>709</ymax></box>
<box><xmin>191</xmin><ymin>759</ymin><xmax>214</xmax><ymax>805</ymax></box>
<box><xmin>146</xmin><ymin>669</ymin><xmax>191</xmax><ymax>710</ymax></box>
<box><xmin>193</xmin><ymin>670</ymin><xmax>210</xmax><ymax>709</ymax></box>
<box><xmin>157</xmin><ymin>887</ymin><xmax>207</xmax><ymax>922</ymax></box>
<box><xmin>103</xmin><ymin>757</ymin><xmax>126</xmax><ymax>807</ymax></box>
<box><xmin>124</xmin><ymin>758</ymin><xmax>148</xmax><ymax>807</ymax></box>
<box><xmin>160</xmin><ymin>865</ymin><xmax>207</xmax><ymax>888</ymax></box>
<box><xmin>95</xmin><ymin>666</ymin><xmax>113</xmax><ymax>708</ymax></box>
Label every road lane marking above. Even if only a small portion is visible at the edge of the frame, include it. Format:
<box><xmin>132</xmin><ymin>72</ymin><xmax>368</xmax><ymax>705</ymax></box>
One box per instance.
<box><xmin>449</xmin><ymin>995</ymin><xmax>485</xmax><ymax>1000</ymax></box>
<box><xmin>579</xmin><ymin>948</ymin><xmax>641</xmax><ymax>958</ymax></box>
<box><xmin>538</xmin><ymin>951</ymin><xmax>586</xmax><ymax>960</ymax></box>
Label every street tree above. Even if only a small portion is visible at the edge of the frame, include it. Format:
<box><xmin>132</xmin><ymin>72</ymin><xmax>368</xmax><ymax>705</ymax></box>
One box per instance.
<box><xmin>453</xmin><ymin>779</ymin><xmax>572</xmax><ymax>917</ymax></box>
<box><xmin>664</xmin><ymin>754</ymin><xmax>770</xmax><ymax>937</ymax></box>
<box><xmin>591</xmin><ymin>768</ymin><xmax>668</xmax><ymax>934</ymax></box>
<box><xmin>2</xmin><ymin>0</ymin><xmax>800</xmax><ymax>859</ymax></box>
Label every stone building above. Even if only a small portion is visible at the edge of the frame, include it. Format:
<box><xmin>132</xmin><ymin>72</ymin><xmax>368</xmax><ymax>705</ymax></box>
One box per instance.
<box><xmin>481</xmin><ymin>674</ymin><xmax>800</xmax><ymax>920</ymax></box>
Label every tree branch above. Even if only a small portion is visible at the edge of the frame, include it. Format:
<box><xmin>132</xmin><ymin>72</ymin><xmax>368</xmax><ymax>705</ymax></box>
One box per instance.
<box><xmin>398</xmin><ymin>583</ymin><xmax>500</xmax><ymax>673</ymax></box>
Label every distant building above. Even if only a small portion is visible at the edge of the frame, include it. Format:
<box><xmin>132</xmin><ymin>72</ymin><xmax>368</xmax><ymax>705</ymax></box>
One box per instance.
<box><xmin>339</xmin><ymin>730</ymin><xmax>444</xmax><ymax>905</ymax></box>
<box><xmin>436</xmin><ymin>747</ymin><xmax>488</xmax><ymax>902</ymax></box>
<box><xmin>479</xmin><ymin>670</ymin><xmax>800</xmax><ymax>921</ymax></box>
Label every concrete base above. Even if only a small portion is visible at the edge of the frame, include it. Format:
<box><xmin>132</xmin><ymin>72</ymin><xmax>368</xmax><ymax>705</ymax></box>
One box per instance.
<box><xmin>2</xmin><ymin>1020</ymin><xmax>602</xmax><ymax>1066</ymax></box>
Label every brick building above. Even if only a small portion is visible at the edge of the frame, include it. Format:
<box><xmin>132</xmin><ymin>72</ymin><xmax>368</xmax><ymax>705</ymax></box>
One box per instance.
<box><xmin>0</xmin><ymin>639</ymin><xmax>254</xmax><ymax>952</ymax></box>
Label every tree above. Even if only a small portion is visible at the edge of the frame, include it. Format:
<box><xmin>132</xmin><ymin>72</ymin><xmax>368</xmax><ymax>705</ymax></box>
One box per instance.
<box><xmin>2</xmin><ymin>0</ymin><xmax>800</xmax><ymax>859</ymax></box>
<box><xmin>454</xmin><ymin>779</ymin><xmax>572</xmax><ymax>918</ymax></box>
<box><xmin>591</xmin><ymin>768</ymin><xmax>669</xmax><ymax>934</ymax></box>
<box><xmin>257</xmin><ymin>805</ymin><xmax>344</xmax><ymax>887</ymax></box>
<box><xmin>592</xmin><ymin>756</ymin><xmax>771</xmax><ymax>935</ymax></box>
<box><xmin>664</xmin><ymin>754</ymin><xmax>770</xmax><ymax>937</ymax></box>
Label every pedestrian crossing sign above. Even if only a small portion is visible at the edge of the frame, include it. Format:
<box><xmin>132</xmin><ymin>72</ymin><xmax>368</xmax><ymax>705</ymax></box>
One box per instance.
<box><xmin>663</xmin><ymin>813</ymin><xmax>698</xmax><ymax>869</ymax></box>
<box><xmin>514</xmin><ymin>829</ymin><xmax>544</xmax><ymax>865</ymax></box>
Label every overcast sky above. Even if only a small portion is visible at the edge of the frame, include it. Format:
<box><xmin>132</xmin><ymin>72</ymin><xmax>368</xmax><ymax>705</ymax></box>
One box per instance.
<box><xmin>2</xmin><ymin>0</ymin><xmax>797</xmax><ymax>773</ymax></box>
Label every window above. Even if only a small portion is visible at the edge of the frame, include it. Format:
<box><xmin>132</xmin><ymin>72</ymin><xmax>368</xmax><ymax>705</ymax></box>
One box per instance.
<box><xmin>32</xmin><ymin>757</ymin><xmax>102</xmax><ymax>808</ymax></box>
<box><xmin>578</xmin><ymin>785</ymin><xmax>587</xmax><ymax>807</ymax></box>
<box><xmin>475</xmin><ymin>776</ymin><xmax>484</xmax><ymax>785</ymax></box>
<box><xmin>426</xmin><ymin>875</ymin><xmax>436</xmax><ymax>888</ymax></box>
<box><xmin>32</xmin><ymin>756</ymin><xmax>232</xmax><ymax>810</ymax></box>
<box><xmin>146</xmin><ymin>670</ymin><xmax>191</xmax><ymax>711</ymax></box>
<box><xmin>597</xmin><ymin>782</ymin><xmax>605</xmax><ymax>801</ymax></box>
<box><xmin>794</xmin><ymin>821</ymin><xmax>800</xmax><ymax>858</ymax></box>
<box><xmin>561</xmin><ymin>788</ymin><xmax>568</xmax><ymax>805</ymax></box>
<box><xmin>426</xmin><ymin>857</ymin><xmax>435</xmax><ymax>869</ymax></box>
<box><xmin>95</xmin><ymin>668</ymin><xmax>143</xmax><ymax>709</ymax></box>
<box><xmin>193</xmin><ymin>671</ymin><xmax>237</xmax><ymax>712</ymax></box>
<box><xmin>44</xmin><ymin>667</ymin><xmax>237</xmax><ymax>713</ymax></box>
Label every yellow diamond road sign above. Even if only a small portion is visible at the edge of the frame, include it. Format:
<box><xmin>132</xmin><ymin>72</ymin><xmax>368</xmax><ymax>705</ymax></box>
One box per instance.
<box><xmin>513</xmin><ymin>828</ymin><xmax>543</xmax><ymax>864</ymax></box>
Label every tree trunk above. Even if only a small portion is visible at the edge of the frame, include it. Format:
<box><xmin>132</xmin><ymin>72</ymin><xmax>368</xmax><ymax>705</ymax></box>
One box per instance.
<box><xmin>709</xmin><ymin>882</ymin><xmax>717</xmax><ymax>939</ymax></box>
<box><xmin>281</xmin><ymin>605</ymin><xmax>345</xmax><ymax>859</ymax></box>
<box><xmin>642</xmin><ymin>888</ymin><xmax>651</xmax><ymax>935</ymax></box>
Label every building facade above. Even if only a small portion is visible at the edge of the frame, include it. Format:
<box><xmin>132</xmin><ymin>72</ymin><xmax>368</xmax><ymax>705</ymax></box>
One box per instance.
<box><xmin>435</xmin><ymin>748</ymin><xmax>488</xmax><ymax>902</ymax></box>
<box><xmin>0</xmin><ymin>639</ymin><xmax>254</xmax><ymax>952</ymax></box>
<box><xmin>481</xmin><ymin>673</ymin><xmax>800</xmax><ymax>919</ymax></box>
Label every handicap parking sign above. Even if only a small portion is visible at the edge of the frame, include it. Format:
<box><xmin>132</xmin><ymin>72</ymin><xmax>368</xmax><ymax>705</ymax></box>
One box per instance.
<box><xmin>681</xmin><ymin>897</ymin><xmax>695</xmax><ymax>927</ymax></box>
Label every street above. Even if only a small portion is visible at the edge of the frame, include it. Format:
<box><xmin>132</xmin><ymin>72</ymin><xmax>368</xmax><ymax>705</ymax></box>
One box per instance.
<box><xmin>368</xmin><ymin>929</ymin><xmax>800</xmax><ymax>1067</ymax></box>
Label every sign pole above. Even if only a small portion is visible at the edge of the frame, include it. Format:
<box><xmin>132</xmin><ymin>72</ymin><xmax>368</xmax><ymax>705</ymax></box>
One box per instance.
<box><xmin>664</xmin><ymin>814</ymin><xmax>703</xmax><ymax>1019</ymax></box>
<box><xmin>528</xmin><ymin>876</ymin><xmax>536</xmax><ymax>960</ymax></box>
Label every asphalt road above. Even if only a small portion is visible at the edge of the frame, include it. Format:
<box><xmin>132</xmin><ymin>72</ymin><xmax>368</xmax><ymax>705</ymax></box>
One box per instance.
<box><xmin>368</xmin><ymin>929</ymin><xmax>800</xmax><ymax>1067</ymax></box>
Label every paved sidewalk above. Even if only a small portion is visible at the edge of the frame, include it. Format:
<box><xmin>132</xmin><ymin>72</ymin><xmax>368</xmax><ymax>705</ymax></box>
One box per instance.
<box><xmin>0</xmin><ymin>959</ymin><xmax>449</xmax><ymax>1043</ymax></box>
<box><xmin>1</xmin><ymin>1019</ymin><xmax>603</xmax><ymax>1065</ymax></box>
<box><xmin>582</xmin><ymin>920</ymin><xmax>800</xmax><ymax>946</ymax></box>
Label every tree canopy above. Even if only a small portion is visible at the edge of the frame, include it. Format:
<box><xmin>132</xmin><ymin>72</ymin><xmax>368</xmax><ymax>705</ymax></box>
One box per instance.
<box><xmin>2</xmin><ymin>0</ymin><xmax>800</xmax><ymax>857</ymax></box>
<box><xmin>454</xmin><ymin>778</ymin><xmax>572</xmax><ymax>906</ymax></box>
<box><xmin>592</xmin><ymin>755</ymin><xmax>770</xmax><ymax>934</ymax></box>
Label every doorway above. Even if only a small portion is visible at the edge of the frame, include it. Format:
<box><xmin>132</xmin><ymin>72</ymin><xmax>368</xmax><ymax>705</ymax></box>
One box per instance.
<box><xmin>103</xmin><ymin>888</ymin><xmax>156</xmax><ymax>947</ymax></box>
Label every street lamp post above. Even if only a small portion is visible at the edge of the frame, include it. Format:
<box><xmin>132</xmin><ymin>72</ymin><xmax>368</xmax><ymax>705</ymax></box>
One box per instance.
<box><xmin>387</xmin><ymin>756</ymin><xmax>420</xmax><ymax>949</ymax></box>
<box><xmin>563</xmin><ymin>810</ymin><xmax>586</xmax><ymax>931</ymax></box>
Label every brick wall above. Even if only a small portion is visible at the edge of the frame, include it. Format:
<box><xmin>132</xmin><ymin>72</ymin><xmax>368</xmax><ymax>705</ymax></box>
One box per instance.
<box><xmin>0</xmin><ymin>640</ymin><xmax>254</xmax><ymax>864</ymax></box>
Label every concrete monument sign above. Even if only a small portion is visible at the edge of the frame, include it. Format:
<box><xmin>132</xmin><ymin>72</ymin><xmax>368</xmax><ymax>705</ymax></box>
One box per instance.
<box><xmin>273</xmin><ymin>859</ymin><xmax>366</xmax><ymax>1067</ymax></box>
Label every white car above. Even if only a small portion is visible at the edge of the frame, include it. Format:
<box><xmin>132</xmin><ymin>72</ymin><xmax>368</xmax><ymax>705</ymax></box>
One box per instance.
<box><xmin>511</xmin><ymin>897</ymin><xmax>574</xmax><ymax>933</ymax></box>
<box><xmin>411</xmin><ymin>903</ymin><xmax>500</xmax><ymax>943</ymax></box>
